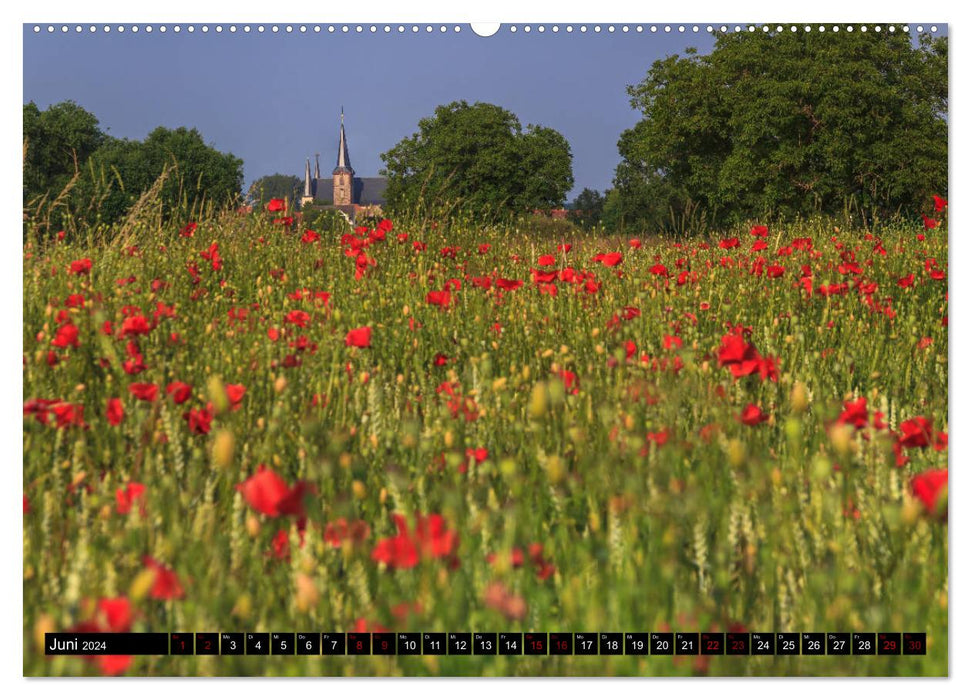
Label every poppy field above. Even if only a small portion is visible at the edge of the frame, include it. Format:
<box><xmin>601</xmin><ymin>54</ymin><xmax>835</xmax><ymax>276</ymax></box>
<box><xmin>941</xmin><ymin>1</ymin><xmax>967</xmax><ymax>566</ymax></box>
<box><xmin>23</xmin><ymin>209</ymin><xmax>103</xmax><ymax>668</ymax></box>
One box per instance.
<box><xmin>22</xmin><ymin>202</ymin><xmax>948</xmax><ymax>676</ymax></box>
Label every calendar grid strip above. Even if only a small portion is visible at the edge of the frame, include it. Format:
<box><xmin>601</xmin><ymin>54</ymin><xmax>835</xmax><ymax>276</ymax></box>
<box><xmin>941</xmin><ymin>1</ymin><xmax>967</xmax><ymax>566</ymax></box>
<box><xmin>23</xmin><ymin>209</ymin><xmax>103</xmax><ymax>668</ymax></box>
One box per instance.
<box><xmin>44</xmin><ymin>632</ymin><xmax>926</xmax><ymax>657</ymax></box>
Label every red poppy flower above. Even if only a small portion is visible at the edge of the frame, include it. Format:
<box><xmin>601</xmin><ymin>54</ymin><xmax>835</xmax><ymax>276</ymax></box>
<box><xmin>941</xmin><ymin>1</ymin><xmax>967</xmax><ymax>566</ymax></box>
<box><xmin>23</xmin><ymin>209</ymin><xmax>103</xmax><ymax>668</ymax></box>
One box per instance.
<box><xmin>898</xmin><ymin>416</ymin><xmax>934</xmax><ymax>448</ymax></box>
<box><xmin>922</xmin><ymin>214</ymin><xmax>938</xmax><ymax>230</ymax></box>
<box><xmin>593</xmin><ymin>252</ymin><xmax>623</xmax><ymax>267</ymax></box>
<box><xmin>910</xmin><ymin>469</ymin><xmax>947</xmax><ymax>518</ymax></box>
<box><xmin>51</xmin><ymin>323</ymin><xmax>80</xmax><ymax>349</ymax></box>
<box><xmin>267</xmin><ymin>198</ymin><xmax>287</xmax><ymax>212</ymax></box>
<box><xmin>557</xmin><ymin>243</ymin><xmax>573</xmax><ymax>253</ymax></box>
<box><xmin>106</xmin><ymin>398</ymin><xmax>124</xmax><ymax>426</ymax></box>
<box><xmin>236</xmin><ymin>465</ymin><xmax>309</xmax><ymax>520</ymax></box>
<box><xmin>426</xmin><ymin>290</ymin><xmax>452</xmax><ymax>308</ymax></box>
<box><xmin>496</xmin><ymin>278</ymin><xmax>523</xmax><ymax>291</ymax></box>
<box><xmin>537</xmin><ymin>254</ymin><xmax>556</xmax><ymax>266</ymax></box>
<box><xmin>345</xmin><ymin>326</ymin><xmax>372</xmax><ymax>348</ymax></box>
<box><xmin>663</xmin><ymin>335</ymin><xmax>683</xmax><ymax>350</ymax></box>
<box><xmin>719</xmin><ymin>237</ymin><xmax>740</xmax><ymax>249</ymax></box>
<box><xmin>128</xmin><ymin>383</ymin><xmax>158</xmax><ymax>402</ymax></box>
<box><xmin>115</xmin><ymin>482</ymin><xmax>146</xmax><ymax>515</ymax></box>
<box><xmin>836</xmin><ymin>397</ymin><xmax>868</xmax><ymax>429</ymax></box>
<box><xmin>629</xmin><ymin>238</ymin><xmax>642</xmax><ymax>249</ymax></box>
<box><xmin>717</xmin><ymin>332</ymin><xmax>760</xmax><ymax>378</ymax></box>
<box><xmin>285</xmin><ymin>310</ymin><xmax>310</xmax><ymax>327</ymax></box>
<box><xmin>120</xmin><ymin>314</ymin><xmax>152</xmax><ymax>337</ymax></box>
<box><xmin>466</xmin><ymin>447</ymin><xmax>489</xmax><ymax>466</ymax></box>
<box><xmin>750</xmin><ymin>225</ymin><xmax>769</xmax><ymax>237</ymax></box>
<box><xmin>932</xmin><ymin>195</ymin><xmax>947</xmax><ymax>212</ymax></box>
<box><xmin>301</xmin><ymin>229</ymin><xmax>320</xmax><ymax>244</ymax></box>
<box><xmin>739</xmin><ymin>404</ymin><xmax>768</xmax><ymax>426</ymax></box>
<box><xmin>142</xmin><ymin>556</ymin><xmax>185</xmax><ymax>600</ymax></box>
<box><xmin>225</xmin><ymin>384</ymin><xmax>246</xmax><ymax>410</ymax></box>
<box><xmin>69</xmin><ymin>258</ymin><xmax>92</xmax><ymax>275</ymax></box>
<box><xmin>897</xmin><ymin>274</ymin><xmax>915</xmax><ymax>288</ymax></box>
<box><xmin>179</xmin><ymin>222</ymin><xmax>197</xmax><ymax>238</ymax></box>
<box><xmin>371</xmin><ymin>513</ymin><xmax>459</xmax><ymax>569</ymax></box>
<box><xmin>184</xmin><ymin>406</ymin><xmax>213</xmax><ymax>435</ymax></box>
<box><xmin>166</xmin><ymin>381</ymin><xmax>193</xmax><ymax>404</ymax></box>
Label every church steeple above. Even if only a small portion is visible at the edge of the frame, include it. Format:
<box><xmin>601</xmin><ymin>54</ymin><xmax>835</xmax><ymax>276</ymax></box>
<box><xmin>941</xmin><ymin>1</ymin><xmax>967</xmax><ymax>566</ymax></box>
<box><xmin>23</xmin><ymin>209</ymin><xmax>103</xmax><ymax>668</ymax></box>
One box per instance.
<box><xmin>314</xmin><ymin>153</ymin><xmax>321</xmax><ymax>180</ymax></box>
<box><xmin>332</xmin><ymin>109</ymin><xmax>354</xmax><ymax>206</ymax></box>
<box><xmin>334</xmin><ymin>108</ymin><xmax>353</xmax><ymax>175</ymax></box>
<box><xmin>301</xmin><ymin>157</ymin><xmax>314</xmax><ymax>205</ymax></box>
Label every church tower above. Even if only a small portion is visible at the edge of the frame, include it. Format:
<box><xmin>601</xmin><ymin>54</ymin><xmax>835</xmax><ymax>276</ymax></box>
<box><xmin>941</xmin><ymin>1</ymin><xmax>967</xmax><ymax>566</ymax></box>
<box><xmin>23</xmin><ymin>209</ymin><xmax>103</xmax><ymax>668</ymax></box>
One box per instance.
<box><xmin>301</xmin><ymin>157</ymin><xmax>314</xmax><ymax>206</ymax></box>
<box><xmin>333</xmin><ymin>109</ymin><xmax>354</xmax><ymax>206</ymax></box>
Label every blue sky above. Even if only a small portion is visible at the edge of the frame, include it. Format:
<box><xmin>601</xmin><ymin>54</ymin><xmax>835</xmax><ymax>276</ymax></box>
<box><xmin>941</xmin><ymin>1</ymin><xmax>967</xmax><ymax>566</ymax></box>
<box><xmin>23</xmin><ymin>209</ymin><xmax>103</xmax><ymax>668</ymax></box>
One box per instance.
<box><xmin>22</xmin><ymin>25</ymin><xmax>718</xmax><ymax>199</ymax></box>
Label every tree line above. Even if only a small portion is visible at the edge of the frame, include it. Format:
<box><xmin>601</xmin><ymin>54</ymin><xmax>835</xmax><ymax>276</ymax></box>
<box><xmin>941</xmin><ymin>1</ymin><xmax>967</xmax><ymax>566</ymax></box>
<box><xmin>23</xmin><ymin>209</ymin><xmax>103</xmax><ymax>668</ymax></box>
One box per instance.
<box><xmin>25</xmin><ymin>28</ymin><xmax>946</xmax><ymax>237</ymax></box>
<box><xmin>23</xmin><ymin>101</ymin><xmax>243</xmax><ymax>234</ymax></box>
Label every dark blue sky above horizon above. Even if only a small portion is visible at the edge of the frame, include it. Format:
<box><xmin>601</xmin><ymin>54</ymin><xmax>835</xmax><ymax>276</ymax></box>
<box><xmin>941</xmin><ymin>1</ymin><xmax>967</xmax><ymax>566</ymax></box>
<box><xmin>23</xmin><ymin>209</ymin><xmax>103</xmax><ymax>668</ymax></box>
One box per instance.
<box><xmin>23</xmin><ymin>25</ymin><xmax>719</xmax><ymax>199</ymax></box>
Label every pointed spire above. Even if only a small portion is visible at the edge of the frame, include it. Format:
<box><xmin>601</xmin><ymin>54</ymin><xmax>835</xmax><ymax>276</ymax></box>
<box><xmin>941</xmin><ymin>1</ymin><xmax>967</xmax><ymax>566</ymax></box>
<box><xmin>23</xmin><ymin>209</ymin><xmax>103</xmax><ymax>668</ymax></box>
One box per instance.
<box><xmin>334</xmin><ymin>109</ymin><xmax>353</xmax><ymax>174</ymax></box>
<box><xmin>303</xmin><ymin>158</ymin><xmax>313</xmax><ymax>198</ymax></box>
<box><xmin>314</xmin><ymin>153</ymin><xmax>321</xmax><ymax>180</ymax></box>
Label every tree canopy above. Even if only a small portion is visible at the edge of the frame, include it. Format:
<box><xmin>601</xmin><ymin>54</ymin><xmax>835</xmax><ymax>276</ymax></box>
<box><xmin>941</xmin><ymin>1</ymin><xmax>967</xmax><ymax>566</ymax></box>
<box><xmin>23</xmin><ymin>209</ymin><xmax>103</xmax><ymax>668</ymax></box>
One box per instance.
<box><xmin>76</xmin><ymin>126</ymin><xmax>243</xmax><ymax>225</ymax></box>
<box><xmin>23</xmin><ymin>102</ymin><xmax>243</xmax><ymax>230</ymax></box>
<box><xmin>23</xmin><ymin>100</ymin><xmax>105</xmax><ymax>205</ymax></box>
<box><xmin>380</xmin><ymin>101</ymin><xmax>574</xmax><ymax>218</ymax></box>
<box><xmin>248</xmin><ymin>174</ymin><xmax>303</xmax><ymax>208</ymax></box>
<box><xmin>613</xmin><ymin>29</ymin><xmax>947</xmax><ymax>232</ymax></box>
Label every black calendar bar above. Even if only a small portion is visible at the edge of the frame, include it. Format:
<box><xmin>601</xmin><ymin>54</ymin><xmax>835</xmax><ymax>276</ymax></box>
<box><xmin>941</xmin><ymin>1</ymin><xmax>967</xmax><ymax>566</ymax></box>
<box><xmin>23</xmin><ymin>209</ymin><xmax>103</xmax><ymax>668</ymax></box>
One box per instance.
<box><xmin>41</xmin><ymin>632</ymin><xmax>927</xmax><ymax>656</ymax></box>
<box><xmin>44</xmin><ymin>633</ymin><xmax>169</xmax><ymax>655</ymax></box>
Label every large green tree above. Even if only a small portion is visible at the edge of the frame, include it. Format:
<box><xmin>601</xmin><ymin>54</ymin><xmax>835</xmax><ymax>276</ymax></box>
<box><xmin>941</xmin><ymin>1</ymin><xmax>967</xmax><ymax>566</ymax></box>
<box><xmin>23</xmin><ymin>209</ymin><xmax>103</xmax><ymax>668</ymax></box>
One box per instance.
<box><xmin>381</xmin><ymin>101</ymin><xmax>574</xmax><ymax>218</ymax></box>
<box><xmin>615</xmin><ymin>29</ymin><xmax>947</xmax><ymax>231</ymax></box>
<box><xmin>568</xmin><ymin>188</ymin><xmax>606</xmax><ymax>229</ymax></box>
<box><xmin>248</xmin><ymin>173</ymin><xmax>303</xmax><ymax>208</ymax></box>
<box><xmin>75</xmin><ymin>126</ymin><xmax>244</xmax><ymax>225</ymax></box>
<box><xmin>23</xmin><ymin>101</ymin><xmax>106</xmax><ymax>206</ymax></box>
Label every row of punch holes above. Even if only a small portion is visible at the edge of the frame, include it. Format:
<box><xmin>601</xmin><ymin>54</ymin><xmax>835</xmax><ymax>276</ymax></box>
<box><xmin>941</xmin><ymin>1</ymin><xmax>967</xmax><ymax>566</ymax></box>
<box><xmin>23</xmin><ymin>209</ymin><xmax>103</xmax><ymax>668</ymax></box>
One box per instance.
<box><xmin>32</xmin><ymin>24</ymin><xmax>941</xmax><ymax>36</ymax></box>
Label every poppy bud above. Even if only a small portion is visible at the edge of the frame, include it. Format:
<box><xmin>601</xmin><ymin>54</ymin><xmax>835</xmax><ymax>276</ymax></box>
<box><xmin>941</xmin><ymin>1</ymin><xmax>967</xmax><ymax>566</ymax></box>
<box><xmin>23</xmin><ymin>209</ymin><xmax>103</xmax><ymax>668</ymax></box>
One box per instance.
<box><xmin>34</xmin><ymin>613</ymin><xmax>55</xmax><ymax>654</ymax></box>
<box><xmin>727</xmin><ymin>439</ymin><xmax>746</xmax><ymax>468</ymax></box>
<box><xmin>791</xmin><ymin>381</ymin><xmax>809</xmax><ymax>413</ymax></box>
<box><xmin>207</xmin><ymin>376</ymin><xmax>230</xmax><ymax>414</ymax></box>
<box><xmin>529</xmin><ymin>382</ymin><xmax>549</xmax><ymax>418</ymax></box>
<box><xmin>129</xmin><ymin>567</ymin><xmax>156</xmax><ymax>602</ymax></box>
<box><xmin>902</xmin><ymin>497</ymin><xmax>920</xmax><ymax>526</ymax></box>
<box><xmin>545</xmin><ymin>455</ymin><xmax>565</xmax><ymax>484</ymax></box>
<box><xmin>212</xmin><ymin>430</ymin><xmax>234</xmax><ymax>469</ymax></box>
<box><xmin>294</xmin><ymin>573</ymin><xmax>318</xmax><ymax>613</ymax></box>
<box><xmin>829</xmin><ymin>423</ymin><xmax>855</xmax><ymax>459</ymax></box>
<box><xmin>246</xmin><ymin>515</ymin><xmax>261</xmax><ymax>538</ymax></box>
<box><xmin>232</xmin><ymin>593</ymin><xmax>253</xmax><ymax>620</ymax></box>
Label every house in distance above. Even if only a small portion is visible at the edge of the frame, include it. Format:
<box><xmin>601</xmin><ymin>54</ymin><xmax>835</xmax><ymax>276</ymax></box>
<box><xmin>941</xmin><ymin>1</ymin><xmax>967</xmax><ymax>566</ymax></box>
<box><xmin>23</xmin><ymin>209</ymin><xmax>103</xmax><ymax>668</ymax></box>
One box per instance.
<box><xmin>301</xmin><ymin>110</ymin><xmax>387</xmax><ymax>222</ymax></box>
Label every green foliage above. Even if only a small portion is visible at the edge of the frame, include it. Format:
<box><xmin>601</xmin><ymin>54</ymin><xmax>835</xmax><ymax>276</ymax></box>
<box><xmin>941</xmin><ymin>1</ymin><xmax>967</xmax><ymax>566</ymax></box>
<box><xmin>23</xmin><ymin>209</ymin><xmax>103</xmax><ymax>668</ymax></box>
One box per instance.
<box><xmin>248</xmin><ymin>174</ymin><xmax>303</xmax><ymax>208</ymax></box>
<box><xmin>23</xmin><ymin>101</ymin><xmax>105</xmax><ymax>206</ymax></box>
<box><xmin>73</xmin><ymin>127</ymin><xmax>243</xmax><ymax>226</ymax></box>
<box><xmin>381</xmin><ymin>101</ymin><xmax>574</xmax><ymax>220</ymax></box>
<box><xmin>568</xmin><ymin>188</ymin><xmax>606</xmax><ymax>229</ymax></box>
<box><xmin>615</xmin><ymin>29</ymin><xmax>948</xmax><ymax>232</ymax></box>
<box><xmin>23</xmin><ymin>102</ymin><xmax>243</xmax><ymax>234</ymax></box>
<box><xmin>300</xmin><ymin>207</ymin><xmax>351</xmax><ymax>235</ymax></box>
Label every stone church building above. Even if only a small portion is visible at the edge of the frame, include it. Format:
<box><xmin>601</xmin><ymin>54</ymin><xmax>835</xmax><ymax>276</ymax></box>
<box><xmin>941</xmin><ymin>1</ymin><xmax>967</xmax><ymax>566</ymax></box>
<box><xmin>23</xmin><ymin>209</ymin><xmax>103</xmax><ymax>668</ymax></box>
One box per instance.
<box><xmin>301</xmin><ymin>111</ymin><xmax>387</xmax><ymax>221</ymax></box>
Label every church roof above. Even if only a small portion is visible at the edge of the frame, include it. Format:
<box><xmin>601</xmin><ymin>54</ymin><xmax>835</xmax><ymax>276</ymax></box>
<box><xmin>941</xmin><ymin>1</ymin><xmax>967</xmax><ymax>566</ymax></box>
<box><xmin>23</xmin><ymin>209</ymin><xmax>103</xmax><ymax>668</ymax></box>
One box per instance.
<box><xmin>355</xmin><ymin>177</ymin><xmax>387</xmax><ymax>205</ymax></box>
<box><xmin>310</xmin><ymin>177</ymin><xmax>387</xmax><ymax>205</ymax></box>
